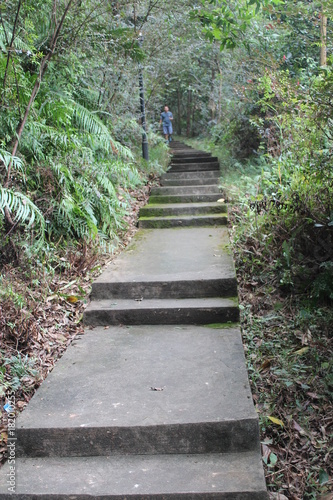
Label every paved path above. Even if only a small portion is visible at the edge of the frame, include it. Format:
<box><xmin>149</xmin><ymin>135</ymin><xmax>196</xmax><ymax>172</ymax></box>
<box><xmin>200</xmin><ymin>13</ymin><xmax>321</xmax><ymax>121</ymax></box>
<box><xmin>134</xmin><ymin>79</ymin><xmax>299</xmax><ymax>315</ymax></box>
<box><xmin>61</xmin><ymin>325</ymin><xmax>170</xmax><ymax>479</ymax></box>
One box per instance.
<box><xmin>0</xmin><ymin>142</ymin><xmax>268</xmax><ymax>498</ymax></box>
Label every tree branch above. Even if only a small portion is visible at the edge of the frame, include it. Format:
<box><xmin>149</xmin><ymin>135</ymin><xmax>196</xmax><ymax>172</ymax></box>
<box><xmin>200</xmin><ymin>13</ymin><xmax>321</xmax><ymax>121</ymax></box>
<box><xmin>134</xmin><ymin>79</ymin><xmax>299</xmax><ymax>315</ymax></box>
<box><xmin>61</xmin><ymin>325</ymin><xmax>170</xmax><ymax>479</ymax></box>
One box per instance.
<box><xmin>2</xmin><ymin>0</ymin><xmax>23</xmax><ymax>103</ymax></box>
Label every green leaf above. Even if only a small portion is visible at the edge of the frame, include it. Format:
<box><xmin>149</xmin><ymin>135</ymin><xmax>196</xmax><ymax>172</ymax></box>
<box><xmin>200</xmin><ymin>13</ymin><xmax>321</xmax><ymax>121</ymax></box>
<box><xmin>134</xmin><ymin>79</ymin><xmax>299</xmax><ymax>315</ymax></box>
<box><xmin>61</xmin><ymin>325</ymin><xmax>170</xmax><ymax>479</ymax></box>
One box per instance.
<box><xmin>319</xmin><ymin>469</ymin><xmax>329</xmax><ymax>485</ymax></box>
<box><xmin>269</xmin><ymin>452</ymin><xmax>278</xmax><ymax>466</ymax></box>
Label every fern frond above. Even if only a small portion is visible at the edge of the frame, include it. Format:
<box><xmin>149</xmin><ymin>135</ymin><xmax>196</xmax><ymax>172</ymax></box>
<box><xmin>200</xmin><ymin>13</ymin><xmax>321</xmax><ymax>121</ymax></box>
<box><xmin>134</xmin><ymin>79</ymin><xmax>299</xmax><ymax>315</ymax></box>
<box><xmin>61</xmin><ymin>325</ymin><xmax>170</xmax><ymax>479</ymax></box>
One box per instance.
<box><xmin>72</xmin><ymin>102</ymin><xmax>133</xmax><ymax>159</ymax></box>
<box><xmin>0</xmin><ymin>186</ymin><xmax>45</xmax><ymax>236</ymax></box>
<box><xmin>0</xmin><ymin>149</ymin><xmax>24</xmax><ymax>173</ymax></box>
<box><xmin>0</xmin><ymin>23</ymin><xmax>32</xmax><ymax>53</ymax></box>
<box><xmin>95</xmin><ymin>174</ymin><xmax>117</xmax><ymax>197</ymax></box>
<box><xmin>74</xmin><ymin>85</ymin><xmax>100</xmax><ymax>109</ymax></box>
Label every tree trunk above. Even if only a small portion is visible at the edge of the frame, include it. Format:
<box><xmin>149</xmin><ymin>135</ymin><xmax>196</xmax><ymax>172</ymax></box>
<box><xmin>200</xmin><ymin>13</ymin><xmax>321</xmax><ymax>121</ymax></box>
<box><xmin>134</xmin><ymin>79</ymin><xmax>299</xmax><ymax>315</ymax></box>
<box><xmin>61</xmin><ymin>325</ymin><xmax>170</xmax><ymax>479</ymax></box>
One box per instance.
<box><xmin>218</xmin><ymin>65</ymin><xmax>223</xmax><ymax>123</ymax></box>
<box><xmin>191</xmin><ymin>97</ymin><xmax>196</xmax><ymax>137</ymax></box>
<box><xmin>186</xmin><ymin>88</ymin><xmax>192</xmax><ymax>137</ymax></box>
<box><xmin>320</xmin><ymin>8</ymin><xmax>327</xmax><ymax>67</ymax></box>
<box><xmin>210</xmin><ymin>67</ymin><xmax>216</xmax><ymax>120</ymax></box>
<box><xmin>177</xmin><ymin>86</ymin><xmax>182</xmax><ymax>135</ymax></box>
<box><xmin>2</xmin><ymin>0</ymin><xmax>23</xmax><ymax>102</ymax></box>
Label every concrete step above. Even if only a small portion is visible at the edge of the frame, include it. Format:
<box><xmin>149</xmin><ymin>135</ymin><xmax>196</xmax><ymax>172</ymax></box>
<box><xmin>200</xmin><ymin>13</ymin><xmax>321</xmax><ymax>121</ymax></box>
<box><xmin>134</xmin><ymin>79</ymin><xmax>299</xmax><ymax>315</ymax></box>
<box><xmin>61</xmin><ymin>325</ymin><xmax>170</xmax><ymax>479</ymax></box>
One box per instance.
<box><xmin>170</xmin><ymin>143</ymin><xmax>193</xmax><ymax>149</ymax></box>
<box><xmin>84</xmin><ymin>296</ymin><xmax>239</xmax><ymax>326</ymax></box>
<box><xmin>0</xmin><ymin>452</ymin><xmax>268</xmax><ymax>499</ymax></box>
<box><xmin>150</xmin><ymin>185</ymin><xmax>221</xmax><ymax>196</ymax></box>
<box><xmin>170</xmin><ymin>147</ymin><xmax>195</xmax><ymax>152</ymax></box>
<box><xmin>90</xmin><ymin>227</ymin><xmax>236</xmax><ymax>299</ymax></box>
<box><xmin>149</xmin><ymin>194</ymin><xmax>222</xmax><ymax>203</ymax></box>
<box><xmin>172</xmin><ymin>156</ymin><xmax>218</xmax><ymax>163</ymax></box>
<box><xmin>169</xmin><ymin>162</ymin><xmax>220</xmax><ymax>172</ymax></box>
<box><xmin>172</xmin><ymin>149</ymin><xmax>212</xmax><ymax>159</ymax></box>
<box><xmin>139</xmin><ymin>202</ymin><xmax>227</xmax><ymax>217</ymax></box>
<box><xmin>138</xmin><ymin>214</ymin><xmax>228</xmax><ymax>229</ymax></box>
<box><xmin>161</xmin><ymin>177</ymin><xmax>219</xmax><ymax>186</ymax></box>
<box><xmin>161</xmin><ymin>170</ymin><xmax>220</xmax><ymax>181</ymax></box>
<box><xmin>11</xmin><ymin>325</ymin><xmax>256</xmax><ymax>457</ymax></box>
<box><xmin>172</xmin><ymin>153</ymin><xmax>213</xmax><ymax>159</ymax></box>
<box><xmin>91</xmin><ymin>277</ymin><xmax>236</xmax><ymax>300</ymax></box>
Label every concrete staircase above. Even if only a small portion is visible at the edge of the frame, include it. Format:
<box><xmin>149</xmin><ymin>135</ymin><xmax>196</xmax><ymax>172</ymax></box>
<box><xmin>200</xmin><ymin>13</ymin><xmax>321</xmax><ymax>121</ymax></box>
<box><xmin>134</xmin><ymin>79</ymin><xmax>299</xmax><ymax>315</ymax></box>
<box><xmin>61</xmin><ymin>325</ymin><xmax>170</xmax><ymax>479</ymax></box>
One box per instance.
<box><xmin>140</xmin><ymin>143</ymin><xmax>226</xmax><ymax>229</ymax></box>
<box><xmin>0</xmin><ymin>142</ymin><xmax>268</xmax><ymax>499</ymax></box>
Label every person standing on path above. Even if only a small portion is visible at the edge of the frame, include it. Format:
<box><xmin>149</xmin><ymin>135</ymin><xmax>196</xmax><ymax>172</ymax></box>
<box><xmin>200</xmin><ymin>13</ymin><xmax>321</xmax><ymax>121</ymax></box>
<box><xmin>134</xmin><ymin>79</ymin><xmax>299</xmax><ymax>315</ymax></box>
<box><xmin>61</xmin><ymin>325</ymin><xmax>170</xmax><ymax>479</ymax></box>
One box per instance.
<box><xmin>160</xmin><ymin>105</ymin><xmax>173</xmax><ymax>142</ymax></box>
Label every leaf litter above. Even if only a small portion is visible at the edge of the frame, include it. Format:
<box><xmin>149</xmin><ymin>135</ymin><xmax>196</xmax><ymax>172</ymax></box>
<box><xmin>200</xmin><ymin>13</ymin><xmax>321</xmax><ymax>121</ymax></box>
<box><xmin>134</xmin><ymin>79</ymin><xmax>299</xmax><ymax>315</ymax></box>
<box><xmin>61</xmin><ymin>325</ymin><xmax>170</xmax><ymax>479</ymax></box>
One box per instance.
<box><xmin>228</xmin><ymin>206</ymin><xmax>333</xmax><ymax>499</ymax></box>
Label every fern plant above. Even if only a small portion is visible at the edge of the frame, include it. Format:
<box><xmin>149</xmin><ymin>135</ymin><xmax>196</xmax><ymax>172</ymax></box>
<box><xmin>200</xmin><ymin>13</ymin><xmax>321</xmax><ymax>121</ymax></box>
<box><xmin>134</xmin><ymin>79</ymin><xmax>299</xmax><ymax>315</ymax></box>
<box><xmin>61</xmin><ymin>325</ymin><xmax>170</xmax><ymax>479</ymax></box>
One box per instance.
<box><xmin>0</xmin><ymin>186</ymin><xmax>46</xmax><ymax>240</ymax></box>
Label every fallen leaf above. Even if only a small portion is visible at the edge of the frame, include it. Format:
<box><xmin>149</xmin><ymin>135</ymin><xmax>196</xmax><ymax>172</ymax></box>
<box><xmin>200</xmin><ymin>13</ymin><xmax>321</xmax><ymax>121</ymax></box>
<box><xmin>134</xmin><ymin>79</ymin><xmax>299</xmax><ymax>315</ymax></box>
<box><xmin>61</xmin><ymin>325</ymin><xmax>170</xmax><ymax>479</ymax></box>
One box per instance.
<box><xmin>293</xmin><ymin>420</ymin><xmax>306</xmax><ymax>435</ymax></box>
<box><xmin>294</xmin><ymin>346</ymin><xmax>309</xmax><ymax>356</ymax></box>
<box><xmin>307</xmin><ymin>392</ymin><xmax>319</xmax><ymax>399</ymax></box>
<box><xmin>262</xmin><ymin>443</ymin><xmax>271</xmax><ymax>461</ymax></box>
<box><xmin>260</xmin><ymin>359</ymin><xmax>271</xmax><ymax>371</ymax></box>
<box><xmin>66</xmin><ymin>295</ymin><xmax>79</xmax><ymax>304</ymax></box>
<box><xmin>268</xmin><ymin>416</ymin><xmax>284</xmax><ymax>427</ymax></box>
<box><xmin>56</xmin><ymin>334</ymin><xmax>67</xmax><ymax>343</ymax></box>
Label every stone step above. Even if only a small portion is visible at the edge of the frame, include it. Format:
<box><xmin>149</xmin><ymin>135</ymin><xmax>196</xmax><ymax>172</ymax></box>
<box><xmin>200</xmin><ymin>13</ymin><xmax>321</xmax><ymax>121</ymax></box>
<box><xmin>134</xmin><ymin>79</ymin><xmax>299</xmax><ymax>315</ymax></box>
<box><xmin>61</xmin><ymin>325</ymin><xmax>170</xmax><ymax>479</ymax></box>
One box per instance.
<box><xmin>170</xmin><ymin>147</ymin><xmax>195</xmax><ymax>152</ymax></box>
<box><xmin>150</xmin><ymin>185</ymin><xmax>221</xmax><ymax>196</ymax></box>
<box><xmin>171</xmin><ymin>156</ymin><xmax>218</xmax><ymax>163</ymax></box>
<box><xmin>90</xmin><ymin>226</ymin><xmax>236</xmax><ymax>300</ymax></box>
<box><xmin>172</xmin><ymin>153</ymin><xmax>212</xmax><ymax>159</ymax></box>
<box><xmin>171</xmin><ymin>151</ymin><xmax>201</xmax><ymax>156</ymax></box>
<box><xmin>91</xmin><ymin>277</ymin><xmax>236</xmax><ymax>300</ymax></box>
<box><xmin>161</xmin><ymin>170</ymin><xmax>220</xmax><ymax>181</ymax></box>
<box><xmin>169</xmin><ymin>162</ymin><xmax>220</xmax><ymax>172</ymax></box>
<box><xmin>161</xmin><ymin>177</ymin><xmax>219</xmax><ymax>186</ymax></box>
<box><xmin>138</xmin><ymin>214</ymin><xmax>228</xmax><ymax>229</ymax></box>
<box><xmin>11</xmin><ymin>325</ymin><xmax>255</xmax><ymax>457</ymax></box>
<box><xmin>171</xmin><ymin>148</ymin><xmax>191</xmax><ymax>151</ymax></box>
<box><xmin>149</xmin><ymin>194</ymin><xmax>222</xmax><ymax>203</ymax></box>
<box><xmin>0</xmin><ymin>452</ymin><xmax>268</xmax><ymax>499</ymax></box>
<box><xmin>84</xmin><ymin>297</ymin><xmax>239</xmax><ymax>326</ymax></box>
<box><xmin>139</xmin><ymin>202</ymin><xmax>227</xmax><ymax>217</ymax></box>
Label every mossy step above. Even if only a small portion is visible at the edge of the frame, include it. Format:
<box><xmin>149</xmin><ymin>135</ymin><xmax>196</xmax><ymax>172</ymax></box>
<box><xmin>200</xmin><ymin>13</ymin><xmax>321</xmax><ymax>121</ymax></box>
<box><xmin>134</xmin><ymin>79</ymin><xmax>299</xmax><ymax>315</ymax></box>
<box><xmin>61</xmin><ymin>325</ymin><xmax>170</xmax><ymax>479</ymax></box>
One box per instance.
<box><xmin>149</xmin><ymin>194</ymin><xmax>222</xmax><ymax>204</ymax></box>
<box><xmin>139</xmin><ymin>202</ymin><xmax>227</xmax><ymax>217</ymax></box>
<box><xmin>138</xmin><ymin>214</ymin><xmax>228</xmax><ymax>229</ymax></box>
<box><xmin>161</xmin><ymin>177</ymin><xmax>219</xmax><ymax>186</ymax></box>
<box><xmin>151</xmin><ymin>185</ymin><xmax>221</xmax><ymax>196</ymax></box>
<box><xmin>169</xmin><ymin>162</ymin><xmax>220</xmax><ymax>172</ymax></box>
<box><xmin>161</xmin><ymin>171</ymin><xmax>220</xmax><ymax>181</ymax></box>
<box><xmin>171</xmin><ymin>156</ymin><xmax>218</xmax><ymax>163</ymax></box>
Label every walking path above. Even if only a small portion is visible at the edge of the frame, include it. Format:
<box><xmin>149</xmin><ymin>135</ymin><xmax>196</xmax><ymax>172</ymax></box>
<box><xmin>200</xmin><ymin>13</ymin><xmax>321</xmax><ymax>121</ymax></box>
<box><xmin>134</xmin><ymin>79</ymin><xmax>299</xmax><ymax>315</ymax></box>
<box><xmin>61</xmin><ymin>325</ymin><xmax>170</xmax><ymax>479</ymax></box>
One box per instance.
<box><xmin>0</xmin><ymin>142</ymin><xmax>268</xmax><ymax>498</ymax></box>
